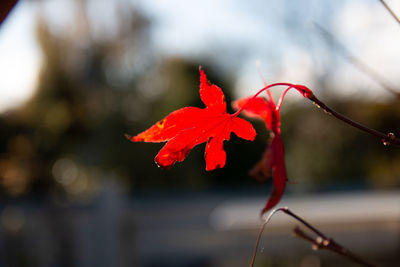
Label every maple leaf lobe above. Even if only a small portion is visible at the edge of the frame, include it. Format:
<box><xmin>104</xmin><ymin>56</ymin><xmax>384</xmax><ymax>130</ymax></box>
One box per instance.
<box><xmin>233</xmin><ymin>97</ymin><xmax>275</xmax><ymax>130</ymax></box>
<box><xmin>205</xmin><ymin>136</ymin><xmax>226</xmax><ymax>171</ymax></box>
<box><xmin>155</xmin><ymin>144</ymin><xmax>192</xmax><ymax>169</ymax></box>
<box><xmin>199</xmin><ymin>68</ymin><xmax>226</xmax><ymax>112</ymax></box>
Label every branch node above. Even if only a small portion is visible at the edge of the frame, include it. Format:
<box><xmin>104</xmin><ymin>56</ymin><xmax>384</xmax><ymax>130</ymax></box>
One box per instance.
<box><xmin>322</xmin><ymin>238</ymin><xmax>331</xmax><ymax>247</ymax></box>
<box><xmin>382</xmin><ymin>132</ymin><xmax>396</xmax><ymax>146</ymax></box>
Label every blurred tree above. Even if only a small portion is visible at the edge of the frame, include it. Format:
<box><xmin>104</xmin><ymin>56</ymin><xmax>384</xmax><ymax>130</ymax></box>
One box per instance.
<box><xmin>1</xmin><ymin>0</ymin><xmax>399</xmax><ymax>201</ymax></box>
<box><xmin>0</xmin><ymin>1</ymin><xmax>256</xmax><ymax>199</ymax></box>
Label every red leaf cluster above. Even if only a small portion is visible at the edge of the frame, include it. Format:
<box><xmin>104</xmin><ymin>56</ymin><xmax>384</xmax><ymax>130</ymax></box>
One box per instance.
<box><xmin>127</xmin><ymin>67</ymin><xmax>314</xmax><ymax>215</ymax></box>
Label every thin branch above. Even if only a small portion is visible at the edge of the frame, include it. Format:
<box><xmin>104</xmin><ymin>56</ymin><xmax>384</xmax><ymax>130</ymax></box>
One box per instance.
<box><xmin>308</xmin><ymin>94</ymin><xmax>400</xmax><ymax>146</ymax></box>
<box><xmin>293</xmin><ymin>227</ymin><xmax>377</xmax><ymax>267</ymax></box>
<box><xmin>0</xmin><ymin>0</ymin><xmax>18</xmax><ymax>26</ymax></box>
<box><xmin>250</xmin><ymin>209</ymin><xmax>281</xmax><ymax>267</ymax></box>
<box><xmin>379</xmin><ymin>0</ymin><xmax>400</xmax><ymax>25</ymax></box>
<box><xmin>237</xmin><ymin>81</ymin><xmax>400</xmax><ymax>146</ymax></box>
<box><xmin>251</xmin><ymin>207</ymin><xmax>378</xmax><ymax>267</ymax></box>
<box><xmin>315</xmin><ymin>23</ymin><xmax>400</xmax><ymax>98</ymax></box>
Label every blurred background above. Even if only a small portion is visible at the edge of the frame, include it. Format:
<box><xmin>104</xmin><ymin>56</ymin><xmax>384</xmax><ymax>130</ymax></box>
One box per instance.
<box><xmin>0</xmin><ymin>0</ymin><xmax>399</xmax><ymax>266</ymax></box>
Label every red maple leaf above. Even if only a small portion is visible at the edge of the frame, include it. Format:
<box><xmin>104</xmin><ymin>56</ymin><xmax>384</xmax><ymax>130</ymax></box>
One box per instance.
<box><xmin>126</xmin><ymin>67</ymin><xmax>256</xmax><ymax>171</ymax></box>
<box><xmin>233</xmin><ymin>82</ymin><xmax>313</xmax><ymax>214</ymax></box>
<box><xmin>233</xmin><ymin>95</ymin><xmax>286</xmax><ymax>214</ymax></box>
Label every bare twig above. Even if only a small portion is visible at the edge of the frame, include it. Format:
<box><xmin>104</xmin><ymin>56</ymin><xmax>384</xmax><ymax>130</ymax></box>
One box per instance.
<box><xmin>308</xmin><ymin>94</ymin><xmax>400</xmax><ymax>146</ymax></box>
<box><xmin>240</xmin><ymin>81</ymin><xmax>400</xmax><ymax>145</ymax></box>
<box><xmin>251</xmin><ymin>207</ymin><xmax>378</xmax><ymax>267</ymax></box>
<box><xmin>250</xmin><ymin>209</ymin><xmax>280</xmax><ymax>267</ymax></box>
<box><xmin>293</xmin><ymin>227</ymin><xmax>377</xmax><ymax>267</ymax></box>
<box><xmin>379</xmin><ymin>0</ymin><xmax>400</xmax><ymax>25</ymax></box>
<box><xmin>282</xmin><ymin>208</ymin><xmax>377</xmax><ymax>266</ymax></box>
<box><xmin>315</xmin><ymin>23</ymin><xmax>400</xmax><ymax>98</ymax></box>
<box><xmin>0</xmin><ymin>0</ymin><xmax>18</xmax><ymax>26</ymax></box>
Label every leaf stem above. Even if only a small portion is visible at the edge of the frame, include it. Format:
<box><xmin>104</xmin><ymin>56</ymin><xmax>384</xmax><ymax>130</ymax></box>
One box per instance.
<box><xmin>256</xmin><ymin>61</ymin><xmax>275</xmax><ymax>105</ymax></box>
<box><xmin>234</xmin><ymin>82</ymin><xmax>400</xmax><ymax>146</ymax></box>
<box><xmin>308</xmin><ymin>95</ymin><xmax>400</xmax><ymax>146</ymax></box>
<box><xmin>232</xmin><ymin>82</ymin><xmax>295</xmax><ymax>117</ymax></box>
<box><xmin>276</xmin><ymin>86</ymin><xmax>293</xmax><ymax>112</ymax></box>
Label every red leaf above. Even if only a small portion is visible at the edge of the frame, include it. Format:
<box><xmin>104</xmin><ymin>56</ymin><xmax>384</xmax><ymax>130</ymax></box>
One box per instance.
<box><xmin>233</xmin><ymin>96</ymin><xmax>278</xmax><ymax>132</ymax></box>
<box><xmin>261</xmin><ymin>134</ymin><xmax>287</xmax><ymax>214</ymax></box>
<box><xmin>126</xmin><ymin>68</ymin><xmax>256</xmax><ymax>170</ymax></box>
<box><xmin>234</xmin><ymin>95</ymin><xmax>287</xmax><ymax>214</ymax></box>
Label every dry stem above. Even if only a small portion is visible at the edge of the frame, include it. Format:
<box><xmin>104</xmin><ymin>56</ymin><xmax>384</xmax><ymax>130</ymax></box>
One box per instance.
<box><xmin>308</xmin><ymin>95</ymin><xmax>400</xmax><ymax>146</ymax></box>
<box><xmin>379</xmin><ymin>0</ymin><xmax>400</xmax><ymax>25</ymax></box>
<box><xmin>250</xmin><ymin>207</ymin><xmax>378</xmax><ymax>267</ymax></box>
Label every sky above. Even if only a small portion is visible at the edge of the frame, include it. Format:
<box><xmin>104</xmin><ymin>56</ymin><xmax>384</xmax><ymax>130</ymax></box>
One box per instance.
<box><xmin>0</xmin><ymin>0</ymin><xmax>41</xmax><ymax>113</ymax></box>
<box><xmin>0</xmin><ymin>0</ymin><xmax>399</xmax><ymax>113</ymax></box>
